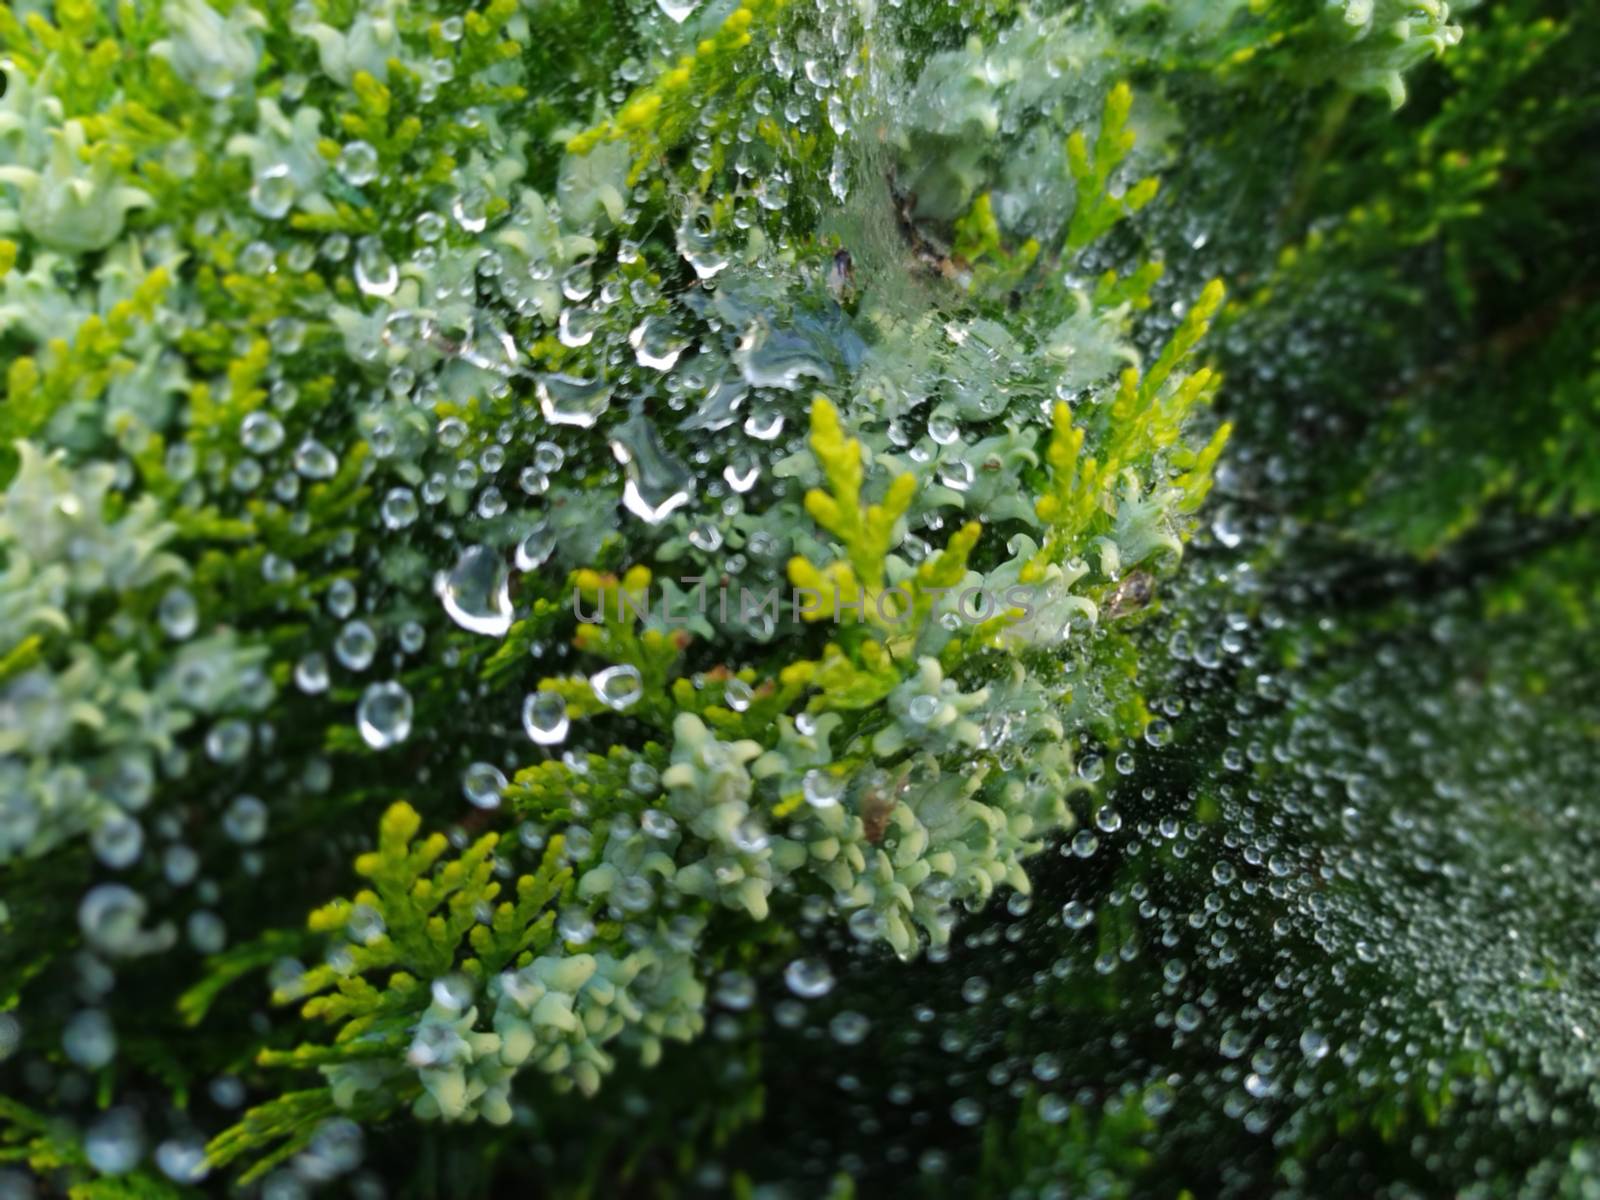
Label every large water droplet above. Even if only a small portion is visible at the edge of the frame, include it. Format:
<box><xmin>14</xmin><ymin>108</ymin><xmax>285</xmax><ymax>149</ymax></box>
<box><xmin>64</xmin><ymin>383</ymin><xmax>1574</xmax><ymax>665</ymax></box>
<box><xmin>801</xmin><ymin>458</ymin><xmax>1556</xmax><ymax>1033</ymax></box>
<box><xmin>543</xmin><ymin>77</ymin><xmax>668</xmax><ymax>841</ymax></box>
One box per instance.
<box><xmin>439</xmin><ymin>545</ymin><xmax>513</xmax><ymax>636</ymax></box>
<box><xmin>537</xmin><ymin>373</ymin><xmax>613</xmax><ymax>428</ymax></box>
<box><xmin>515</xmin><ymin>524</ymin><xmax>556</xmax><ymax>571</ymax></box>
<box><xmin>462</xmin><ymin>762</ymin><xmax>508</xmax><ymax>810</ymax></box>
<box><xmin>522</xmin><ymin>691</ymin><xmax>570</xmax><ymax>745</ymax></box>
<box><xmin>656</xmin><ymin>0</ymin><xmax>699</xmax><ymax>22</ymax></box>
<box><xmin>334</xmin><ymin>620</ymin><xmax>377</xmax><ymax>670</ymax></box>
<box><xmin>158</xmin><ymin>588</ymin><xmax>198</xmax><ymax>640</ymax></box>
<box><xmin>558</xmin><ymin>306</ymin><xmax>599</xmax><ymax>348</ymax></box>
<box><xmin>735</xmin><ymin>320</ymin><xmax>836</xmax><ymax>390</ymax></box>
<box><xmin>85</xmin><ymin>1108</ymin><xmax>145</xmax><ymax>1176</ymax></box>
<box><xmin>678</xmin><ymin>207</ymin><xmax>729</xmax><ymax>280</ymax></box>
<box><xmin>591</xmin><ymin>664</ymin><xmax>644</xmax><ymax>711</ymax></box>
<box><xmin>63</xmin><ymin>1009</ymin><xmax>116</xmax><ymax>1069</ymax></box>
<box><xmin>249</xmin><ymin>164</ymin><xmax>294</xmax><ymax>219</ymax></box>
<box><xmin>784</xmin><ymin>956</ymin><xmax>835</xmax><ymax>998</ymax></box>
<box><xmin>357</xmin><ymin>682</ymin><xmax>413</xmax><ymax>749</ymax></box>
<box><xmin>610</xmin><ymin>413</ymin><xmax>693</xmax><ymax>524</ymax></box>
<box><xmin>630</xmin><ymin>315</ymin><xmax>687</xmax><ymax>372</ymax></box>
<box><xmin>354</xmin><ymin>236</ymin><xmax>398</xmax><ymax>297</ymax></box>
<box><xmin>382</xmin><ymin>487</ymin><xmax>419</xmax><ymax>530</ymax></box>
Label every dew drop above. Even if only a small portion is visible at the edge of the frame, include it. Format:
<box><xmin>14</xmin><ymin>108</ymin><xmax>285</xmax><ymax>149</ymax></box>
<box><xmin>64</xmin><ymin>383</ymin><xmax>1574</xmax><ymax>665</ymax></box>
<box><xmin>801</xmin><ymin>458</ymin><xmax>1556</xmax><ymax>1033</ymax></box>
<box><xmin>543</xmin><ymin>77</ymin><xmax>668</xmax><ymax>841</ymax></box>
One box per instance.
<box><xmin>439</xmin><ymin>545</ymin><xmax>513</xmax><ymax>637</ymax></box>
<box><xmin>63</xmin><ymin>1009</ymin><xmax>116</xmax><ymax>1069</ymax></box>
<box><xmin>630</xmin><ymin>315</ymin><xmax>688</xmax><ymax>372</ymax></box>
<box><xmin>334</xmin><ymin>620</ymin><xmax>377</xmax><ymax>671</ymax></box>
<box><xmin>336</xmin><ymin>140</ymin><xmax>379</xmax><ymax>187</ymax></box>
<box><xmin>158</xmin><ymin>588</ymin><xmax>198</xmax><ymax>640</ymax></box>
<box><xmin>522</xmin><ymin>691</ymin><xmax>569</xmax><ymax>745</ymax></box>
<box><xmin>591</xmin><ymin>664</ymin><xmax>644</xmax><ymax>711</ymax></box>
<box><xmin>354</xmin><ymin>236</ymin><xmax>398</xmax><ymax>297</ymax></box>
<box><xmin>536</xmin><ymin>373</ymin><xmax>613</xmax><ymax>429</ymax></box>
<box><xmin>462</xmin><ymin>762</ymin><xmax>508</xmax><ymax>810</ymax></box>
<box><xmin>293</xmin><ymin>438</ymin><xmax>339</xmax><ymax>480</ymax></box>
<box><xmin>357</xmin><ymin>682</ymin><xmax>413</xmax><ymax>749</ymax></box>
<box><xmin>240</xmin><ymin>411</ymin><xmax>285</xmax><ymax>454</ymax></box>
<box><xmin>381</xmin><ymin>487</ymin><xmax>419</xmax><ymax>530</ymax></box>
<box><xmin>830</xmin><ymin>1011</ymin><xmax>870</xmax><ymax>1045</ymax></box>
<box><xmin>723</xmin><ymin>677</ymin><xmax>753</xmax><ymax>712</ymax></box>
<box><xmin>656</xmin><ymin>0</ymin><xmax>699</xmax><ymax>21</ymax></box>
<box><xmin>249</xmin><ymin>164</ymin><xmax>294</xmax><ymax>219</ymax></box>
<box><xmin>611</xmin><ymin>414</ymin><xmax>693</xmax><ymax>524</ymax></box>
<box><xmin>802</xmin><ymin>768</ymin><xmax>842</xmax><ymax>809</ymax></box>
<box><xmin>784</xmin><ymin>956</ymin><xmax>835</xmax><ymax>998</ymax></box>
<box><xmin>515</xmin><ymin>524</ymin><xmax>556</xmax><ymax>571</ymax></box>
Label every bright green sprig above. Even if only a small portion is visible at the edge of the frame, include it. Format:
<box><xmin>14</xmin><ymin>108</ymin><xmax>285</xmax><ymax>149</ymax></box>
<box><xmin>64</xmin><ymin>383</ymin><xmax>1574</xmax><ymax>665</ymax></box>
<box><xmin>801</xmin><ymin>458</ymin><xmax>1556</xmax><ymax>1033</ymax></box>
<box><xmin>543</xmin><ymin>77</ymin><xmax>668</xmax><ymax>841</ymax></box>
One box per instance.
<box><xmin>1064</xmin><ymin>83</ymin><xmax>1161</xmax><ymax>253</ymax></box>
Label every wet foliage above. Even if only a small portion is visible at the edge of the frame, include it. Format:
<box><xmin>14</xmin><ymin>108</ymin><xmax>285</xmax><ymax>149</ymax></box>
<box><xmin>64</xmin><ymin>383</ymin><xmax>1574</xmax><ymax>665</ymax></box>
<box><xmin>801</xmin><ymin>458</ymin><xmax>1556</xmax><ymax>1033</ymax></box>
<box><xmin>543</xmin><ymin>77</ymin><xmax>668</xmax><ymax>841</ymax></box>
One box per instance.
<box><xmin>1</xmin><ymin>0</ymin><xmax>1597</xmax><ymax>1197</ymax></box>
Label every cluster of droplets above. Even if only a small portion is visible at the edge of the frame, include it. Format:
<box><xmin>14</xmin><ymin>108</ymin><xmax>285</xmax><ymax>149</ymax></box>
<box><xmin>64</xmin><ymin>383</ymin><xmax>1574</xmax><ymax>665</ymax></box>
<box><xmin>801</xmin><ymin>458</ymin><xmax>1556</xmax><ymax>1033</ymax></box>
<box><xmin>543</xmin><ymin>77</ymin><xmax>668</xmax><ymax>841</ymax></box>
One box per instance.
<box><xmin>0</xmin><ymin>0</ymin><xmax>1270</xmax><ymax>1188</ymax></box>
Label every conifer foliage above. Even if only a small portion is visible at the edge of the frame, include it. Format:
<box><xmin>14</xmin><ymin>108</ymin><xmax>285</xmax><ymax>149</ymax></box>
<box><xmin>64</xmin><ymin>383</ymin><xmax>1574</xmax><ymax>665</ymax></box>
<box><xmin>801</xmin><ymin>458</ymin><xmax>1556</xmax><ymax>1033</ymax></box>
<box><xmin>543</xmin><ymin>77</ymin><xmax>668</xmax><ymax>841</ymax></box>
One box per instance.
<box><xmin>1</xmin><ymin>0</ymin><xmax>1596</xmax><ymax>1196</ymax></box>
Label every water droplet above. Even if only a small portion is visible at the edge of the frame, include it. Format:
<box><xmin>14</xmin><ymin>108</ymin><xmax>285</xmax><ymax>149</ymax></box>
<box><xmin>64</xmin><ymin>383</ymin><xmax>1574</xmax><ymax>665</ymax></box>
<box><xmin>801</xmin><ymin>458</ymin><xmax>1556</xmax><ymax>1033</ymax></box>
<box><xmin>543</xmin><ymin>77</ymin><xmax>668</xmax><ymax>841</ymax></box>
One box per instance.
<box><xmin>591</xmin><ymin>664</ymin><xmax>643</xmax><ymax>711</ymax></box>
<box><xmin>155</xmin><ymin>1138</ymin><xmax>209</xmax><ymax>1184</ymax></box>
<box><xmin>91</xmin><ymin>813</ymin><xmax>144</xmax><ymax>869</ymax></box>
<box><xmin>240</xmin><ymin>411</ymin><xmax>285</xmax><ymax>454</ymax></box>
<box><xmin>678</xmin><ymin>207</ymin><xmax>729</xmax><ymax>279</ymax></box>
<box><xmin>354</xmin><ymin>236</ymin><xmax>398</xmax><ymax>297</ymax></box>
<box><xmin>224</xmin><ymin>794</ymin><xmax>268</xmax><ymax>843</ymax></box>
<box><xmin>63</xmin><ymin>1009</ymin><xmax>116</xmax><ymax>1069</ymax></box>
<box><xmin>326</xmin><ymin>578</ymin><xmax>358</xmax><ymax>619</ymax></box>
<box><xmin>557</xmin><ymin>907</ymin><xmax>594</xmax><ymax>944</ymax></box>
<box><xmin>642</xmin><ymin>808</ymin><xmax>676</xmax><ymax>838</ymax></box>
<box><xmin>249</xmin><ymin>164</ymin><xmax>294</xmax><ymax>219</ymax></box>
<box><xmin>784</xmin><ymin>956</ymin><xmax>835</xmax><ymax>998</ymax></box>
<box><xmin>656</xmin><ymin>0</ymin><xmax>699</xmax><ymax>22</ymax></box>
<box><xmin>334</xmin><ymin>620</ymin><xmax>377</xmax><ymax>670</ymax></box>
<box><xmin>630</xmin><ymin>315</ymin><xmax>687</xmax><ymax>372</ymax></box>
<box><xmin>293</xmin><ymin>438</ymin><xmax>338</xmax><ymax>480</ymax></box>
<box><xmin>537</xmin><ymin>373</ymin><xmax>613</xmax><ymax>428</ymax></box>
<box><xmin>522</xmin><ymin>691</ymin><xmax>569</xmax><ymax>745</ymax></box>
<box><xmin>463</xmin><ymin>762</ymin><xmax>508</xmax><ymax>810</ymax></box>
<box><xmin>937</xmin><ymin>460</ymin><xmax>974</xmax><ymax>492</ymax></box>
<box><xmin>382</xmin><ymin>487</ymin><xmax>419</xmax><ymax>529</ymax></box>
<box><xmin>723</xmin><ymin>678</ymin><xmax>753</xmax><ymax>712</ymax></box>
<box><xmin>85</xmin><ymin>1108</ymin><xmax>145</xmax><ymax>1175</ymax></box>
<box><xmin>950</xmin><ymin>1098</ymin><xmax>984</xmax><ymax>1127</ymax></box>
<box><xmin>439</xmin><ymin>545</ymin><xmax>513</xmax><ymax>637</ymax></box>
<box><xmin>802</xmin><ymin>768</ymin><xmax>841</xmax><ymax>808</ymax></box>
<box><xmin>735</xmin><ymin>321</ymin><xmax>835</xmax><ymax>391</ymax></box>
<box><xmin>1143</xmin><ymin>1083</ymin><xmax>1176</xmax><ymax>1117</ymax></box>
<box><xmin>158</xmin><ymin>588</ymin><xmax>198</xmax><ymax>640</ymax></box>
<box><xmin>1300</xmin><ymin>1029</ymin><xmax>1329</xmax><ymax>1061</ymax></box>
<box><xmin>723</xmin><ymin>453</ymin><xmax>760</xmax><ymax>492</ymax></box>
<box><xmin>79</xmin><ymin>884</ymin><xmax>168</xmax><ymax>958</ymax></box>
<box><xmin>336</xmin><ymin>140</ymin><xmax>379</xmax><ymax>186</ymax></box>
<box><xmin>357</xmin><ymin>682</ymin><xmax>413</xmax><ymax>749</ymax></box>
<box><xmin>830</xmin><ymin>1011</ymin><xmax>870</xmax><ymax>1045</ymax></box>
<box><xmin>611</xmin><ymin>413</ymin><xmax>693</xmax><ymax>524</ymax></box>
<box><xmin>558</xmin><ymin>306</ymin><xmax>599</xmax><ymax>348</ymax></box>
<box><xmin>515</xmin><ymin>525</ymin><xmax>556</xmax><ymax>570</ymax></box>
<box><xmin>205</xmin><ymin>718</ymin><xmax>252</xmax><ymax>764</ymax></box>
<box><xmin>295</xmin><ymin>651</ymin><xmax>330</xmax><ymax>693</ymax></box>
